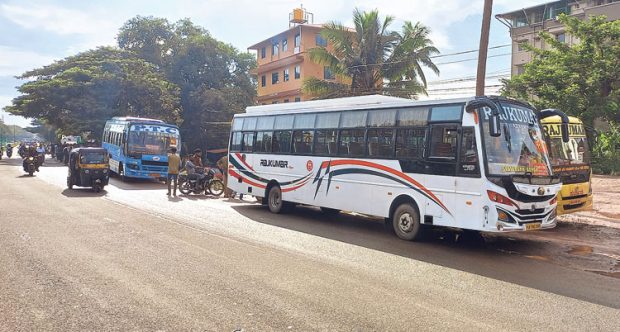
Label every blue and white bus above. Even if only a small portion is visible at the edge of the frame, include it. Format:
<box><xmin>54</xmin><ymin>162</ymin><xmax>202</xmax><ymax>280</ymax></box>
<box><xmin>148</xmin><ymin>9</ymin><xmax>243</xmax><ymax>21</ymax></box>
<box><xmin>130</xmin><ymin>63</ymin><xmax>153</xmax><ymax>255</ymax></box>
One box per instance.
<box><xmin>102</xmin><ymin>117</ymin><xmax>181</xmax><ymax>180</ymax></box>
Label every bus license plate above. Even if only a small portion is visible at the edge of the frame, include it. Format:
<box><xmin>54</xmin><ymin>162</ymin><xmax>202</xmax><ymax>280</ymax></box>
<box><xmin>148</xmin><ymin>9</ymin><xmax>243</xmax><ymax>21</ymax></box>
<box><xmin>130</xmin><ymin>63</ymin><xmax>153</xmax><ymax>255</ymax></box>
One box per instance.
<box><xmin>525</xmin><ymin>222</ymin><xmax>541</xmax><ymax>231</ymax></box>
<box><xmin>150</xmin><ymin>173</ymin><xmax>160</xmax><ymax>178</ymax></box>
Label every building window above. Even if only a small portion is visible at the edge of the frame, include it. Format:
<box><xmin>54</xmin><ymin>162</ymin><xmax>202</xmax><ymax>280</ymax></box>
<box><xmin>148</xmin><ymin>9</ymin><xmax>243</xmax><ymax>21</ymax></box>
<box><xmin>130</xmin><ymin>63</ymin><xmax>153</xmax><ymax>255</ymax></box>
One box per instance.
<box><xmin>294</xmin><ymin>33</ymin><xmax>301</xmax><ymax>47</ymax></box>
<box><xmin>324</xmin><ymin>66</ymin><xmax>335</xmax><ymax>80</ymax></box>
<box><xmin>260</xmin><ymin>47</ymin><xmax>266</xmax><ymax>59</ymax></box>
<box><xmin>284</xmin><ymin>99</ymin><xmax>289</xmax><ymax>103</ymax></box>
<box><xmin>315</xmin><ymin>34</ymin><xmax>327</xmax><ymax>47</ymax></box>
<box><xmin>294</xmin><ymin>97</ymin><xmax>301</xmax><ymax>102</ymax></box>
<box><xmin>294</xmin><ymin>65</ymin><xmax>301</xmax><ymax>79</ymax></box>
<box><xmin>284</xmin><ymin>68</ymin><xmax>290</xmax><ymax>82</ymax></box>
<box><xmin>282</xmin><ymin>38</ymin><xmax>288</xmax><ymax>52</ymax></box>
<box><xmin>272</xmin><ymin>72</ymin><xmax>279</xmax><ymax>84</ymax></box>
<box><xmin>555</xmin><ymin>32</ymin><xmax>566</xmax><ymax>43</ymax></box>
<box><xmin>516</xmin><ymin>65</ymin><xmax>525</xmax><ymax>75</ymax></box>
<box><xmin>261</xmin><ymin>75</ymin><xmax>266</xmax><ymax>87</ymax></box>
<box><xmin>272</xmin><ymin>42</ymin><xmax>279</xmax><ymax>56</ymax></box>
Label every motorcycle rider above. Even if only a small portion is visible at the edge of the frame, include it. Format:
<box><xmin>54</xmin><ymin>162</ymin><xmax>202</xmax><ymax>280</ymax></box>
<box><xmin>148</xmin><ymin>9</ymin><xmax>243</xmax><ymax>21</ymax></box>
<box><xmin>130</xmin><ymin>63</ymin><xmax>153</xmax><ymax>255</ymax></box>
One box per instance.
<box><xmin>189</xmin><ymin>148</ymin><xmax>204</xmax><ymax>168</ymax></box>
<box><xmin>23</xmin><ymin>145</ymin><xmax>40</xmax><ymax>172</ymax></box>
<box><xmin>6</xmin><ymin>144</ymin><xmax>12</xmax><ymax>158</ymax></box>
<box><xmin>36</xmin><ymin>143</ymin><xmax>46</xmax><ymax>165</ymax></box>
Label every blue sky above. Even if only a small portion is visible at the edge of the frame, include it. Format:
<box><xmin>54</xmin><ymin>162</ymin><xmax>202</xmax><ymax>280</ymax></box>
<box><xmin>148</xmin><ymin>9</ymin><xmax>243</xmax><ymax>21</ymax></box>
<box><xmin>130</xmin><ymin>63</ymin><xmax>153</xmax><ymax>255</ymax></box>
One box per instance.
<box><xmin>0</xmin><ymin>0</ymin><xmax>549</xmax><ymax>126</ymax></box>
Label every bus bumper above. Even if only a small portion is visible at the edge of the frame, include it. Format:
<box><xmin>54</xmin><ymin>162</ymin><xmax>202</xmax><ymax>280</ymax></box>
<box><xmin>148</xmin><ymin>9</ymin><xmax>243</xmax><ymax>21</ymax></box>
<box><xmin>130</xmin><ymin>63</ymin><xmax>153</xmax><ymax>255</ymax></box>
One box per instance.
<box><xmin>124</xmin><ymin>168</ymin><xmax>168</xmax><ymax>179</ymax></box>
<box><xmin>491</xmin><ymin>207</ymin><xmax>557</xmax><ymax>232</ymax></box>
<box><xmin>557</xmin><ymin>192</ymin><xmax>593</xmax><ymax>215</ymax></box>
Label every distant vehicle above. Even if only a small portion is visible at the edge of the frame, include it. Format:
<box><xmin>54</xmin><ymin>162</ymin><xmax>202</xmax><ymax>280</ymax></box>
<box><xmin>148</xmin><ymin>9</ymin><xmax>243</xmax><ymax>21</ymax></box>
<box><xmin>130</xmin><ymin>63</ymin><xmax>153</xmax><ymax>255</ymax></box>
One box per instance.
<box><xmin>542</xmin><ymin>116</ymin><xmax>593</xmax><ymax>215</ymax></box>
<box><xmin>102</xmin><ymin>117</ymin><xmax>181</xmax><ymax>180</ymax></box>
<box><xmin>228</xmin><ymin>95</ymin><xmax>571</xmax><ymax>241</ymax></box>
<box><xmin>61</xmin><ymin>135</ymin><xmax>82</xmax><ymax>145</ymax></box>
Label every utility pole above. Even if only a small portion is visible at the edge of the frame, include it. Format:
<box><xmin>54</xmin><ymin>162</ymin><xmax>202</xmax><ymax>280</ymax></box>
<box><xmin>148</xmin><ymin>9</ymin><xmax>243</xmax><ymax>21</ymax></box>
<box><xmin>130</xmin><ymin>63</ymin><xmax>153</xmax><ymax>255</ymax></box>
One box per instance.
<box><xmin>476</xmin><ymin>0</ymin><xmax>493</xmax><ymax>96</ymax></box>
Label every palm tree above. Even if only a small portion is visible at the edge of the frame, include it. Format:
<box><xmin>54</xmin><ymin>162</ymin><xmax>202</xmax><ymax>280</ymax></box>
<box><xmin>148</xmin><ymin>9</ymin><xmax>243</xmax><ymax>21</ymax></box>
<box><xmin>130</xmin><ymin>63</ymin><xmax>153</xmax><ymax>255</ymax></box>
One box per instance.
<box><xmin>303</xmin><ymin>9</ymin><xmax>440</xmax><ymax>99</ymax></box>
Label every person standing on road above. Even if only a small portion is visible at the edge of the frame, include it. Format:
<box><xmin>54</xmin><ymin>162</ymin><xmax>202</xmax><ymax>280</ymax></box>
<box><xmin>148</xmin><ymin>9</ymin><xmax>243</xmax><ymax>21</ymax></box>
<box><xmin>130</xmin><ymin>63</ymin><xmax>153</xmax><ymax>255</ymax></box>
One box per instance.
<box><xmin>167</xmin><ymin>147</ymin><xmax>181</xmax><ymax>197</ymax></box>
<box><xmin>216</xmin><ymin>155</ymin><xmax>230</xmax><ymax>198</ymax></box>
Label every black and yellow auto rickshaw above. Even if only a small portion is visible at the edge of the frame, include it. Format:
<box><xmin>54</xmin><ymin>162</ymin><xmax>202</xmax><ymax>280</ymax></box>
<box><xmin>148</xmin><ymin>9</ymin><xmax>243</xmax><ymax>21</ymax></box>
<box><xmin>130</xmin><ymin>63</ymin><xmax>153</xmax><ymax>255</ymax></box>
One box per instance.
<box><xmin>67</xmin><ymin>148</ymin><xmax>110</xmax><ymax>192</ymax></box>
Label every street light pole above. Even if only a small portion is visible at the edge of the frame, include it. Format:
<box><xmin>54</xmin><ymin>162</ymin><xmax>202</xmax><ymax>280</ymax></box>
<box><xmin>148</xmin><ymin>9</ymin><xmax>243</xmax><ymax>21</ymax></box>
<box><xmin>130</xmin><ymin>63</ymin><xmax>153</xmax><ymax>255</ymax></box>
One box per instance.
<box><xmin>476</xmin><ymin>0</ymin><xmax>494</xmax><ymax>96</ymax></box>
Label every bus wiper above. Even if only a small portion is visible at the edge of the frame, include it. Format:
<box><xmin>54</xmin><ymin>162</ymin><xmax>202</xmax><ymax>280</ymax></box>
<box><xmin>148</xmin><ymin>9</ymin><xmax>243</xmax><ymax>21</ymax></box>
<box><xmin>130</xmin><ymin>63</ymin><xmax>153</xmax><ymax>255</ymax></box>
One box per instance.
<box><xmin>503</xmin><ymin>124</ymin><xmax>512</xmax><ymax>153</ymax></box>
<box><xmin>524</xmin><ymin>171</ymin><xmax>533</xmax><ymax>184</ymax></box>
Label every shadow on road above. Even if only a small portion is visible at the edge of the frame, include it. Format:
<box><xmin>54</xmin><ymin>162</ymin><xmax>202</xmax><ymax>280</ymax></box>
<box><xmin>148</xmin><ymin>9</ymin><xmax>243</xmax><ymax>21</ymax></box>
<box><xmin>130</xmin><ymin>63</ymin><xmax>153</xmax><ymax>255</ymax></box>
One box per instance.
<box><xmin>61</xmin><ymin>188</ymin><xmax>107</xmax><ymax>198</ymax></box>
<box><xmin>109</xmin><ymin>178</ymin><xmax>166</xmax><ymax>191</ymax></box>
<box><xmin>232</xmin><ymin>204</ymin><xmax>620</xmax><ymax>309</ymax></box>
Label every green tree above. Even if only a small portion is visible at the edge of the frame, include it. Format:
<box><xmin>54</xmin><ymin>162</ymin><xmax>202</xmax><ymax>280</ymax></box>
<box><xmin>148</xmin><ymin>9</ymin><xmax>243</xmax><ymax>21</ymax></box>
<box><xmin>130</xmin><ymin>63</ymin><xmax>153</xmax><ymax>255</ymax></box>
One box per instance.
<box><xmin>302</xmin><ymin>9</ymin><xmax>439</xmax><ymax>99</ymax></box>
<box><xmin>117</xmin><ymin>17</ymin><xmax>256</xmax><ymax>152</ymax></box>
<box><xmin>4</xmin><ymin>47</ymin><xmax>181</xmax><ymax>138</ymax></box>
<box><xmin>502</xmin><ymin>15</ymin><xmax>620</xmax><ymax>128</ymax></box>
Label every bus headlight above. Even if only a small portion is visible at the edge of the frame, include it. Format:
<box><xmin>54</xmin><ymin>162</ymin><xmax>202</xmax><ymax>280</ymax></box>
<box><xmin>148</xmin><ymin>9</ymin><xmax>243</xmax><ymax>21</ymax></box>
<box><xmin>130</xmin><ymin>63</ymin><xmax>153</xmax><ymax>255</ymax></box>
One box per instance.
<box><xmin>496</xmin><ymin>208</ymin><xmax>515</xmax><ymax>223</ymax></box>
<box><xmin>127</xmin><ymin>163</ymin><xmax>139</xmax><ymax>170</ymax></box>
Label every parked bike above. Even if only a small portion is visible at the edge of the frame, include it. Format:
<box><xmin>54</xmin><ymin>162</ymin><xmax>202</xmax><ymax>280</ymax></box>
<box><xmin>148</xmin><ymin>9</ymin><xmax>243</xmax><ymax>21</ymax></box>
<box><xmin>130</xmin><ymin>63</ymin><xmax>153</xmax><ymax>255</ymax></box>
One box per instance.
<box><xmin>178</xmin><ymin>167</ymin><xmax>224</xmax><ymax>196</ymax></box>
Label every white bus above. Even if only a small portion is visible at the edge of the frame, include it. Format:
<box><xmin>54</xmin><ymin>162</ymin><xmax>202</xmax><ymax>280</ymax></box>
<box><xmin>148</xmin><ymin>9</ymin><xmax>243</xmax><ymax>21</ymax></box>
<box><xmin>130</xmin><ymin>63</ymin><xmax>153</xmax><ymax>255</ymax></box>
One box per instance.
<box><xmin>227</xmin><ymin>95</ymin><xmax>569</xmax><ymax>240</ymax></box>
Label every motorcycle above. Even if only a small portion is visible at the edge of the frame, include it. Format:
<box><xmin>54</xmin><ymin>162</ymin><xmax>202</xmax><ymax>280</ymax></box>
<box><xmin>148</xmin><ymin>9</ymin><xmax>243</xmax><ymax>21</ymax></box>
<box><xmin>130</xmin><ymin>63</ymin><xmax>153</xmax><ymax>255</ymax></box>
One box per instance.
<box><xmin>6</xmin><ymin>147</ymin><xmax>12</xmax><ymax>158</ymax></box>
<box><xmin>23</xmin><ymin>156</ymin><xmax>37</xmax><ymax>176</ymax></box>
<box><xmin>178</xmin><ymin>167</ymin><xmax>225</xmax><ymax>196</ymax></box>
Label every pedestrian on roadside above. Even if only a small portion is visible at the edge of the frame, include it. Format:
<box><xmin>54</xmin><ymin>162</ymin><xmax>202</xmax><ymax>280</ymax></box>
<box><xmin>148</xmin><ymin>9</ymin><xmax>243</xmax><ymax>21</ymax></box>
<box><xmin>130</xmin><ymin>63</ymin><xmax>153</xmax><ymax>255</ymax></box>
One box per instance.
<box><xmin>167</xmin><ymin>147</ymin><xmax>181</xmax><ymax>197</ymax></box>
<box><xmin>216</xmin><ymin>155</ymin><xmax>231</xmax><ymax>198</ymax></box>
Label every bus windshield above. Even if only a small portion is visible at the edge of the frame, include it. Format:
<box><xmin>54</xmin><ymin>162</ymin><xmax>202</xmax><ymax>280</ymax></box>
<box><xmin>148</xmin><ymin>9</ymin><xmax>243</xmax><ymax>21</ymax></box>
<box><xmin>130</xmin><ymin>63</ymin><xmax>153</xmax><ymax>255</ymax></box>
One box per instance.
<box><xmin>127</xmin><ymin>129</ymin><xmax>178</xmax><ymax>156</ymax></box>
<box><xmin>545</xmin><ymin>123</ymin><xmax>590</xmax><ymax>165</ymax></box>
<box><xmin>480</xmin><ymin>103</ymin><xmax>552</xmax><ymax>177</ymax></box>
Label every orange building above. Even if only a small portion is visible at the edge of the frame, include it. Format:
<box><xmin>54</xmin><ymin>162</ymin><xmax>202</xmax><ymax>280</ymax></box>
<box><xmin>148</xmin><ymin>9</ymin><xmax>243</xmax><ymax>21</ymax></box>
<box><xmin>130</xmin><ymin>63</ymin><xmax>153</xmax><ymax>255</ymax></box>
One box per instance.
<box><xmin>248</xmin><ymin>8</ymin><xmax>345</xmax><ymax>105</ymax></box>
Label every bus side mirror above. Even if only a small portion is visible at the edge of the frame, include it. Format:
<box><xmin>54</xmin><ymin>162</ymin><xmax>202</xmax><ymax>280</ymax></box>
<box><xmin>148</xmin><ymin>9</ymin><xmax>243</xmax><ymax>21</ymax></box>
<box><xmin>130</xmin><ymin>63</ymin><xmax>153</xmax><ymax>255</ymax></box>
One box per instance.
<box><xmin>561</xmin><ymin>123</ymin><xmax>570</xmax><ymax>143</ymax></box>
<box><xmin>539</xmin><ymin>109</ymin><xmax>570</xmax><ymax>143</ymax></box>
<box><xmin>465</xmin><ymin>98</ymin><xmax>502</xmax><ymax>137</ymax></box>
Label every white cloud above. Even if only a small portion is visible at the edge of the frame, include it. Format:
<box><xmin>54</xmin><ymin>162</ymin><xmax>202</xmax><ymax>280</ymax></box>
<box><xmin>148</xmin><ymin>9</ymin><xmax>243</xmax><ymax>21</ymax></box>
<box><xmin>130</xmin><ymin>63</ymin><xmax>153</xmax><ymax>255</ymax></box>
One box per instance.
<box><xmin>0</xmin><ymin>3</ymin><xmax>118</xmax><ymax>36</ymax></box>
<box><xmin>0</xmin><ymin>46</ymin><xmax>58</xmax><ymax>76</ymax></box>
<box><xmin>0</xmin><ymin>95</ymin><xmax>32</xmax><ymax>127</ymax></box>
<box><xmin>0</xmin><ymin>2</ymin><xmax>121</xmax><ymax>52</ymax></box>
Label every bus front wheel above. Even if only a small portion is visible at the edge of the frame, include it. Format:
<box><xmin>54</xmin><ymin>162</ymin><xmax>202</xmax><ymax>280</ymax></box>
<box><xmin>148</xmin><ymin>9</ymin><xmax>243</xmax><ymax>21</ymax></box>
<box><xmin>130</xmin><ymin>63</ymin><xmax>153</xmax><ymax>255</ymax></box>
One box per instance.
<box><xmin>392</xmin><ymin>203</ymin><xmax>423</xmax><ymax>241</ymax></box>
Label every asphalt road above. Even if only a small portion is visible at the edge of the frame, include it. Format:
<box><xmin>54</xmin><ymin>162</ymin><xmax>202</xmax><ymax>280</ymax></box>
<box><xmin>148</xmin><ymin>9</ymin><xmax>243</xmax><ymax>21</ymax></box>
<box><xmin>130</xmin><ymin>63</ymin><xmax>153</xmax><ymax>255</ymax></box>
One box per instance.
<box><xmin>1</xmin><ymin>156</ymin><xmax>619</xmax><ymax>331</ymax></box>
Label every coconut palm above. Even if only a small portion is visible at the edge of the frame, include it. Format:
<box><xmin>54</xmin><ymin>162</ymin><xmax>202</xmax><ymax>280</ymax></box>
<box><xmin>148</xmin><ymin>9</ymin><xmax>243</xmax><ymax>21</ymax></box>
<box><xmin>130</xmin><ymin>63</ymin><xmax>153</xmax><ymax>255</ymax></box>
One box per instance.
<box><xmin>303</xmin><ymin>9</ymin><xmax>440</xmax><ymax>99</ymax></box>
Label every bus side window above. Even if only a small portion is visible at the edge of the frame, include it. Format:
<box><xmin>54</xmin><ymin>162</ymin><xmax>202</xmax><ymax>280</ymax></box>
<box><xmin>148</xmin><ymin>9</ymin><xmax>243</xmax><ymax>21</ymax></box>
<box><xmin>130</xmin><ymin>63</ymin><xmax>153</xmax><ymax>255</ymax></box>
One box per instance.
<box><xmin>338</xmin><ymin>129</ymin><xmax>365</xmax><ymax>157</ymax></box>
<box><xmin>427</xmin><ymin>124</ymin><xmax>458</xmax><ymax>176</ymax></box>
<box><xmin>242</xmin><ymin>132</ymin><xmax>254</xmax><ymax>152</ymax></box>
<box><xmin>273</xmin><ymin>131</ymin><xmax>292</xmax><ymax>153</ymax></box>
<box><xmin>230</xmin><ymin>132</ymin><xmax>242</xmax><ymax>152</ymax></box>
<box><xmin>314</xmin><ymin>129</ymin><xmax>338</xmax><ymax>155</ymax></box>
<box><xmin>293</xmin><ymin>130</ymin><xmax>314</xmax><ymax>155</ymax></box>
<box><xmin>458</xmin><ymin>127</ymin><xmax>480</xmax><ymax>177</ymax></box>
<box><xmin>367</xmin><ymin>128</ymin><xmax>394</xmax><ymax>158</ymax></box>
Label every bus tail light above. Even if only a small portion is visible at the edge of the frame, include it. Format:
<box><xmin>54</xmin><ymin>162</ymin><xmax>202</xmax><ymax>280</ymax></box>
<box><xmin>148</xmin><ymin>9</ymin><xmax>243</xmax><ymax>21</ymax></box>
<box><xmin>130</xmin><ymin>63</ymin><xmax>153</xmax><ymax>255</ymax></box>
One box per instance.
<box><xmin>487</xmin><ymin>190</ymin><xmax>518</xmax><ymax>207</ymax></box>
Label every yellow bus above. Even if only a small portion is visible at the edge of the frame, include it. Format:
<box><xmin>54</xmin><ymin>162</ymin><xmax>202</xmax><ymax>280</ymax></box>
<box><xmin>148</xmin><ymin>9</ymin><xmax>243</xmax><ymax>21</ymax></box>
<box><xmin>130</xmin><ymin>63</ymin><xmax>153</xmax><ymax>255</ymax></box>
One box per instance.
<box><xmin>542</xmin><ymin>116</ymin><xmax>593</xmax><ymax>215</ymax></box>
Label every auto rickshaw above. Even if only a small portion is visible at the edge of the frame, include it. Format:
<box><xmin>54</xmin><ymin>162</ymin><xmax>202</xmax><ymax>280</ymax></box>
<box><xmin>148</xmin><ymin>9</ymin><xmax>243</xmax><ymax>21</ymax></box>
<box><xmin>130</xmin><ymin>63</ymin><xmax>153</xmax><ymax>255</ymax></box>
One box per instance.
<box><xmin>67</xmin><ymin>147</ymin><xmax>110</xmax><ymax>192</ymax></box>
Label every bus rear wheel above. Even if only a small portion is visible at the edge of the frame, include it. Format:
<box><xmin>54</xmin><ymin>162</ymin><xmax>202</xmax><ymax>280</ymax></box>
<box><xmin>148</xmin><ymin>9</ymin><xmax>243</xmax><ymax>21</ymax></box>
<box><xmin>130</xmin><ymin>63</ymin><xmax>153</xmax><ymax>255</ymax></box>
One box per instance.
<box><xmin>267</xmin><ymin>185</ymin><xmax>291</xmax><ymax>214</ymax></box>
<box><xmin>392</xmin><ymin>203</ymin><xmax>423</xmax><ymax>241</ymax></box>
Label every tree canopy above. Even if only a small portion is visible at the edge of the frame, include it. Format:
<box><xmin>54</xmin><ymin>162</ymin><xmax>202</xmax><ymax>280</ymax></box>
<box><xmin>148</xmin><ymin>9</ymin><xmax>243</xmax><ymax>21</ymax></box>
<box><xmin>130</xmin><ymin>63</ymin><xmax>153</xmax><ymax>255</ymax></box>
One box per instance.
<box><xmin>302</xmin><ymin>9</ymin><xmax>439</xmax><ymax>99</ymax></box>
<box><xmin>4</xmin><ymin>47</ymin><xmax>181</xmax><ymax>138</ymax></box>
<box><xmin>117</xmin><ymin>17</ymin><xmax>256</xmax><ymax>151</ymax></box>
<box><xmin>501</xmin><ymin>15</ymin><xmax>620</xmax><ymax>128</ymax></box>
